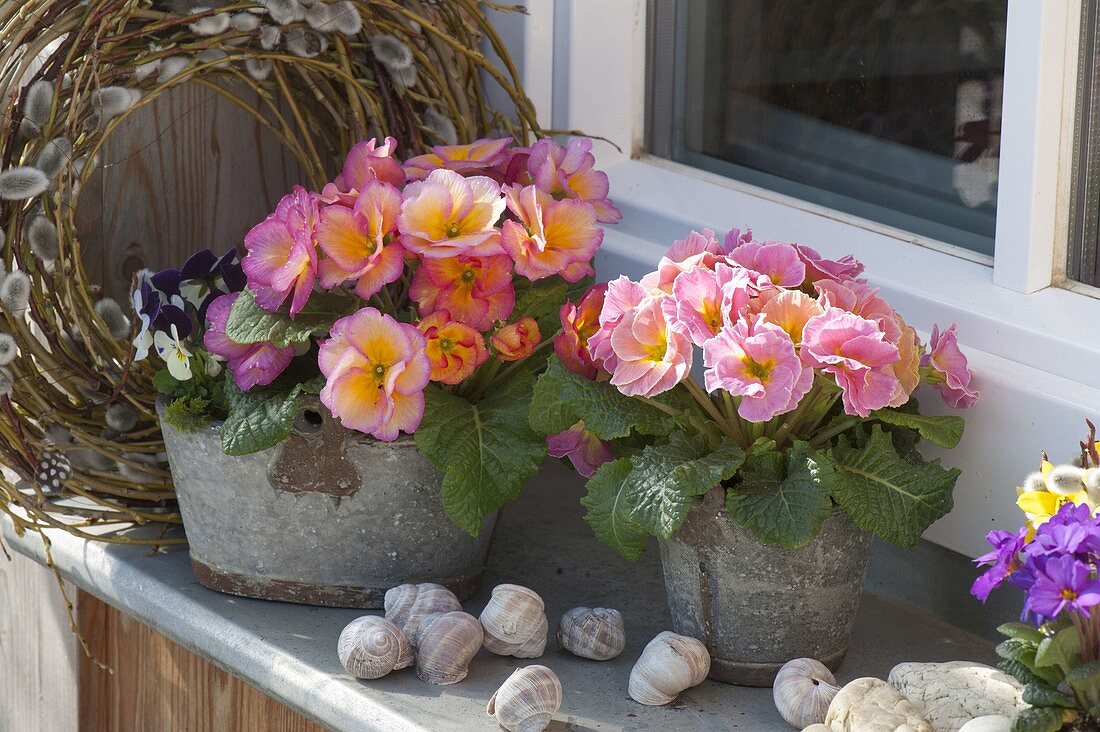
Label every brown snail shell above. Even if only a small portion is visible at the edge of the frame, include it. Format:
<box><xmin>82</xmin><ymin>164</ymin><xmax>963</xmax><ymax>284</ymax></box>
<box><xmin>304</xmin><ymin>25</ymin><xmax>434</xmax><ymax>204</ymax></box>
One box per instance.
<box><xmin>479</xmin><ymin>584</ymin><xmax>547</xmax><ymax>658</ymax></box>
<box><xmin>413</xmin><ymin>610</ymin><xmax>484</xmax><ymax>685</ymax></box>
<box><xmin>628</xmin><ymin>631</ymin><xmax>711</xmax><ymax>705</ymax></box>
<box><xmin>384</xmin><ymin>582</ymin><xmax>462</xmax><ymax>642</ymax></box>
<box><xmin>772</xmin><ymin>657</ymin><xmax>840</xmax><ymax>728</ymax></box>
<box><xmin>337</xmin><ymin>616</ymin><xmax>413</xmax><ymax>680</ymax></box>
<box><xmin>487</xmin><ymin>664</ymin><xmax>563</xmax><ymax>732</ymax></box>
<box><xmin>556</xmin><ymin>606</ymin><xmax>625</xmax><ymax>661</ymax></box>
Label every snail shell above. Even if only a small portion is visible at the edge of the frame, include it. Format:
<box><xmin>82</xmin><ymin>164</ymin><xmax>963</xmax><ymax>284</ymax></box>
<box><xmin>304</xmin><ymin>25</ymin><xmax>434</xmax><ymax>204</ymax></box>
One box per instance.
<box><xmin>479</xmin><ymin>584</ymin><xmax>548</xmax><ymax>658</ymax></box>
<box><xmin>627</xmin><ymin>631</ymin><xmax>711</xmax><ymax>706</ymax></box>
<box><xmin>384</xmin><ymin>583</ymin><xmax>462</xmax><ymax>642</ymax></box>
<box><xmin>556</xmin><ymin>607</ymin><xmax>626</xmax><ymax>661</ymax></box>
<box><xmin>487</xmin><ymin>664</ymin><xmax>563</xmax><ymax>732</ymax></box>
<box><xmin>413</xmin><ymin>611</ymin><xmax>484</xmax><ymax>685</ymax></box>
<box><xmin>337</xmin><ymin>616</ymin><xmax>413</xmax><ymax>680</ymax></box>
<box><xmin>772</xmin><ymin>657</ymin><xmax>840</xmax><ymax>728</ymax></box>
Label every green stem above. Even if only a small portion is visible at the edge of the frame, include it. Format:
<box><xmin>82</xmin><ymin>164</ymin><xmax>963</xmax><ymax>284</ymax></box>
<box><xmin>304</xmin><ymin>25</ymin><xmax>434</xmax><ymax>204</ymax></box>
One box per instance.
<box><xmin>682</xmin><ymin>378</ymin><xmax>740</xmax><ymax>444</ymax></box>
<box><xmin>808</xmin><ymin>415</ymin><xmax>861</xmax><ymax>448</ymax></box>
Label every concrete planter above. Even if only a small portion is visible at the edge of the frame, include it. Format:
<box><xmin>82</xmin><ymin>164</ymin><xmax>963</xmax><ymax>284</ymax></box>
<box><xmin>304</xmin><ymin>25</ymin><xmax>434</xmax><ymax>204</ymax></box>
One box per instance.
<box><xmin>659</xmin><ymin>487</ymin><xmax>871</xmax><ymax>687</ymax></box>
<box><xmin>158</xmin><ymin>400</ymin><xmax>495</xmax><ymax>609</ymax></box>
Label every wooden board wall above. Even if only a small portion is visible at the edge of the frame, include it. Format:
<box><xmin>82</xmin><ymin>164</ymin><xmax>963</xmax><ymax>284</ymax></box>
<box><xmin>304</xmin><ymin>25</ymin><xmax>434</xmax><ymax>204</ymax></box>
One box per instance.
<box><xmin>0</xmin><ymin>550</ymin><xmax>79</xmax><ymax>731</ymax></box>
<box><xmin>75</xmin><ymin>82</ymin><xmax>306</xmax><ymax>299</ymax></box>
<box><xmin>78</xmin><ymin>591</ymin><xmax>324</xmax><ymax>732</ymax></box>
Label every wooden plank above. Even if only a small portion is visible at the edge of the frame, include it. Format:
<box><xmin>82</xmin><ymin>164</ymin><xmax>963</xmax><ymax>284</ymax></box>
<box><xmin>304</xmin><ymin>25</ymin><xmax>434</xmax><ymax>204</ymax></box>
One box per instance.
<box><xmin>0</xmin><ymin>549</ymin><xmax>80</xmax><ymax>732</ymax></box>
<box><xmin>74</xmin><ymin>82</ymin><xmax>307</xmax><ymax>299</ymax></box>
<box><xmin>77</xmin><ymin>590</ymin><xmax>324</xmax><ymax>732</ymax></box>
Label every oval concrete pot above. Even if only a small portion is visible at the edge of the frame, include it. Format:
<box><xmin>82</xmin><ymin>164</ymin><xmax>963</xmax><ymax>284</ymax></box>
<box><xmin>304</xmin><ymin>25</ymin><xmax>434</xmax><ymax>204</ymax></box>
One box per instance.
<box><xmin>659</xmin><ymin>487</ymin><xmax>871</xmax><ymax>687</ymax></box>
<box><xmin>158</xmin><ymin>400</ymin><xmax>495</xmax><ymax>609</ymax></box>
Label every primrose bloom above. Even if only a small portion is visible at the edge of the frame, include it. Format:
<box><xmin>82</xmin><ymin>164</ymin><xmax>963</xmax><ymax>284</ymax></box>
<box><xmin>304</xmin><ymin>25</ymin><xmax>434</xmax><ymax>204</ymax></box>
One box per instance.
<box><xmin>547</xmin><ymin>422</ymin><xmax>613</xmax><ymax>478</ymax></box>
<box><xmin>323</xmin><ymin>136</ymin><xmax>405</xmax><ymax>203</ymax></box>
<box><xmin>814</xmin><ymin>278</ymin><xmax>900</xmax><ymax>342</ymax></box>
<box><xmin>403</xmin><ymin>137</ymin><xmax>513</xmax><ymax>180</ymax></box>
<box><xmin>801</xmin><ymin>308</ymin><xmax>901</xmax><ymax>417</ymax></box>
<box><xmin>203</xmin><ymin>293</ymin><xmax>293</xmax><ymax>390</ymax></box>
<box><xmin>410</xmin><ymin>254</ymin><xmax>515</xmax><ymax>331</ymax></box>
<box><xmin>417</xmin><ymin>310</ymin><xmax>488</xmax><ymax>385</ymax></box>
<box><xmin>555</xmin><ymin>283</ymin><xmax>607</xmax><ymax>380</ymax></box>
<box><xmin>641</xmin><ymin>230</ymin><xmax>727</xmax><ymax>293</ymax></box>
<box><xmin>727</xmin><ymin>241</ymin><xmax>806</xmax><ymax>288</ymax></box>
<box><xmin>316</xmin><ymin>180</ymin><xmax>406</xmax><ymax>299</ymax></box>
<box><xmin>527</xmin><ymin>138</ymin><xmax>622</xmax><ymax>224</ymax></box>
<box><xmin>318</xmin><ymin>308</ymin><xmax>430</xmax><ymax>441</ymax></box>
<box><xmin>501</xmin><ymin>184</ymin><xmax>602</xmax><ymax>282</ymax></box>
<box><xmin>703</xmin><ymin>318</ymin><xmax>812</xmax><ymax>422</ymax></box>
<box><xmin>492</xmin><ymin>317</ymin><xmax>541</xmax><ymax>361</ymax></box>
<box><xmin>923</xmin><ymin>323</ymin><xmax>979</xmax><ymax>408</ymax></box>
<box><xmin>665</xmin><ymin>262</ymin><xmax>752</xmax><ymax>346</ymax></box>
<box><xmin>587</xmin><ymin>276</ymin><xmax>648</xmax><ymax>373</ymax></box>
<box><xmin>887</xmin><ymin>315</ymin><xmax>921</xmax><ymax>408</ymax></box>
<box><xmin>398</xmin><ymin>169</ymin><xmax>506</xmax><ymax>258</ymax></box>
<box><xmin>606</xmin><ymin>293</ymin><xmax>692</xmax><ymax>397</ymax></box>
<box><xmin>795</xmin><ymin>243</ymin><xmax>864</xmax><ymax>283</ymax></box>
<box><xmin>1024</xmin><ymin>555</ymin><xmax>1100</xmax><ymax>623</ymax></box>
<box><xmin>242</xmin><ymin>186</ymin><xmax>319</xmax><ymax>317</ymax></box>
<box><xmin>971</xmin><ymin>526</ymin><xmax>1028</xmax><ymax>602</ymax></box>
<box><xmin>757</xmin><ymin>289</ymin><xmax>823</xmax><ymax>344</ymax></box>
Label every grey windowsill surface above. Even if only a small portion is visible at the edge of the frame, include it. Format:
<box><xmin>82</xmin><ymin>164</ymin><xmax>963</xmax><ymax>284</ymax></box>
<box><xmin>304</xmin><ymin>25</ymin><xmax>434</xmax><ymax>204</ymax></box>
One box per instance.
<box><xmin>2</xmin><ymin>460</ymin><xmax>996</xmax><ymax>731</ymax></box>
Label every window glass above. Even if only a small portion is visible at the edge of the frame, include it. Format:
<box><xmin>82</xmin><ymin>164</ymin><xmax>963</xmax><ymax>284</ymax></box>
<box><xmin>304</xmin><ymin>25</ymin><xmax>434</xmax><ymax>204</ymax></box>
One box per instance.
<box><xmin>648</xmin><ymin>0</ymin><xmax>1008</xmax><ymax>256</ymax></box>
<box><xmin>1069</xmin><ymin>0</ymin><xmax>1100</xmax><ymax>286</ymax></box>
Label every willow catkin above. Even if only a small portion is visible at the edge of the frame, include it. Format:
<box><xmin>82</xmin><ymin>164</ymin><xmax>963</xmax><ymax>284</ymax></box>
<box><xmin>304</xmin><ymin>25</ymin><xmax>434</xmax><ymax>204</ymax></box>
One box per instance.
<box><xmin>0</xmin><ymin>271</ymin><xmax>30</xmax><ymax>311</ymax></box>
<box><xmin>189</xmin><ymin>8</ymin><xmax>232</xmax><ymax>36</ymax></box>
<box><xmin>94</xmin><ymin>298</ymin><xmax>130</xmax><ymax>339</ymax></box>
<box><xmin>20</xmin><ymin>80</ymin><xmax>53</xmax><ymax>137</ymax></box>
<box><xmin>27</xmin><ymin>215</ymin><xmax>59</xmax><ymax>263</ymax></box>
<box><xmin>105</xmin><ymin>403</ymin><xmax>138</xmax><ymax>433</ymax></box>
<box><xmin>0</xmin><ymin>167</ymin><xmax>49</xmax><ymax>200</ymax></box>
<box><xmin>35</xmin><ymin>137</ymin><xmax>72</xmax><ymax>180</ymax></box>
<box><xmin>327</xmin><ymin>2</ymin><xmax>362</xmax><ymax>35</ymax></box>
<box><xmin>0</xmin><ymin>333</ymin><xmax>17</xmax><ymax>366</ymax></box>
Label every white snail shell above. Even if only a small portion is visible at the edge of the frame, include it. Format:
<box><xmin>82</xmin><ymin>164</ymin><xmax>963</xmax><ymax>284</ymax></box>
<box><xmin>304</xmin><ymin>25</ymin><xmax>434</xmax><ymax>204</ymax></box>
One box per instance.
<box><xmin>413</xmin><ymin>610</ymin><xmax>484</xmax><ymax>685</ymax></box>
<box><xmin>627</xmin><ymin>631</ymin><xmax>711</xmax><ymax>706</ymax></box>
<box><xmin>479</xmin><ymin>584</ymin><xmax>548</xmax><ymax>658</ymax></box>
<box><xmin>486</xmin><ymin>664</ymin><xmax>563</xmax><ymax>732</ymax></box>
<box><xmin>772</xmin><ymin>657</ymin><xmax>840</xmax><ymax>728</ymax></box>
<box><xmin>556</xmin><ymin>607</ymin><xmax>626</xmax><ymax>661</ymax></box>
<box><xmin>337</xmin><ymin>616</ymin><xmax>413</xmax><ymax>680</ymax></box>
<box><xmin>384</xmin><ymin>582</ymin><xmax>462</xmax><ymax>642</ymax></box>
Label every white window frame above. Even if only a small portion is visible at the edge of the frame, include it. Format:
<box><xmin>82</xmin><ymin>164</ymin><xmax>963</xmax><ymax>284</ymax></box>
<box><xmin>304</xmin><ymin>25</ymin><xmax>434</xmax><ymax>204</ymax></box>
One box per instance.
<box><xmin>496</xmin><ymin>0</ymin><xmax>1100</xmax><ymax>555</ymax></box>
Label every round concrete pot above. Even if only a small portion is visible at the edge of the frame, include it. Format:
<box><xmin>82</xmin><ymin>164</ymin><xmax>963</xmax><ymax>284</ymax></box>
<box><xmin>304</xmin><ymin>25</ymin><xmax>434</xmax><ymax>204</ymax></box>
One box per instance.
<box><xmin>659</xmin><ymin>487</ymin><xmax>871</xmax><ymax>687</ymax></box>
<box><xmin>158</xmin><ymin>400</ymin><xmax>495</xmax><ymax>609</ymax></box>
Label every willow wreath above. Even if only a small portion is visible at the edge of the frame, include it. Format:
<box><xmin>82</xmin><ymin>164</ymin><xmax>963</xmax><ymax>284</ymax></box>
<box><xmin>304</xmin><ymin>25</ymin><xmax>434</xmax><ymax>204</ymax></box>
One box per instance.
<box><xmin>0</xmin><ymin>0</ymin><xmax>538</xmax><ymax>553</ymax></box>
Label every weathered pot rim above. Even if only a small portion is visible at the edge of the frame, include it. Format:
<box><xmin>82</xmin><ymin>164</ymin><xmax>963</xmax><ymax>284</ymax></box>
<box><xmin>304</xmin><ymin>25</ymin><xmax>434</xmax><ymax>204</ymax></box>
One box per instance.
<box><xmin>155</xmin><ymin>394</ymin><xmax>418</xmax><ymax>449</ymax></box>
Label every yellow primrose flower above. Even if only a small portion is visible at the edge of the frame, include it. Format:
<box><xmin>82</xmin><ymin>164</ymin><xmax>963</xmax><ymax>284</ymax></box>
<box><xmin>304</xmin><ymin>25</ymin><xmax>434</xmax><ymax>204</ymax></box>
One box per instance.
<box><xmin>1016</xmin><ymin>488</ymin><xmax>1091</xmax><ymax>528</ymax></box>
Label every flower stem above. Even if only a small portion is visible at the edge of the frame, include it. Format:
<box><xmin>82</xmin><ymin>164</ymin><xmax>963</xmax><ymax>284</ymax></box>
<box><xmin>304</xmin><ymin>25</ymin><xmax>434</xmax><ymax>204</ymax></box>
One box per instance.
<box><xmin>682</xmin><ymin>378</ymin><xmax>742</xmax><ymax>445</ymax></box>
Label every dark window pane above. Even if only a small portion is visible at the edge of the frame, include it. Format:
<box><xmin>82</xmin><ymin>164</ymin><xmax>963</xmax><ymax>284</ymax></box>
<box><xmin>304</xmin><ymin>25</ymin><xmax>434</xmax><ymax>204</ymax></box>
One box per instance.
<box><xmin>648</xmin><ymin>0</ymin><xmax>1007</xmax><ymax>256</ymax></box>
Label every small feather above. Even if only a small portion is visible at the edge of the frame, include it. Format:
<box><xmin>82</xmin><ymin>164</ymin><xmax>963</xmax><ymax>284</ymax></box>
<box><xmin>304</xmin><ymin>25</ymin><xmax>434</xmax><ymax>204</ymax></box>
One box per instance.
<box><xmin>157</xmin><ymin>56</ymin><xmax>191</xmax><ymax>83</ymax></box>
<box><xmin>189</xmin><ymin>7</ymin><xmax>232</xmax><ymax>36</ymax></box>
<box><xmin>246</xmin><ymin>58</ymin><xmax>274</xmax><ymax>81</ymax></box>
<box><xmin>35</xmin><ymin>137</ymin><xmax>72</xmax><ymax>180</ymax></box>
<box><xmin>0</xmin><ymin>333</ymin><xmax>17</xmax><ymax>366</ymax></box>
<box><xmin>27</xmin><ymin>216</ymin><xmax>59</xmax><ymax>263</ymax></box>
<box><xmin>105</xmin><ymin>403</ymin><xmax>138</xmax><ymax>433</ymax></box>
<box><xmin>423</xmin><ymin>108</ymin><xmax>457</xmax><ymax>146</ymax></box>
<box><xmin>23</xmin><ymin>80</ymin><xmax>53</xmax><ymax>128</ymax></box>
<box><xmin>327</xmin><ymin>1</ymin><xmax>362</xmax><ymax>35</ymax></box>
<box><xmin>371</xmin><ymin>34</ymin><xmax>413</xmax><ymax>71</ymax></box>
<box><xmin>1</xmin><ymin>270</ymin><xmax>31</xmax><ymax>311</ymax></box>
<box><xmin>95</xmin><ymin>298</ymin><xmax>131</xmax><ymax>339</ymax></box>
<box><xmin>0</xmin><ymin>168</ymin><xmax>48</xmax><ymax>200</ymax></box>
<box><xmin>286</xmin><ymin>27</ymin><xmax>327</xmax><ymax>58</ymax></box>
<box><xmin>259</xmin><ymin>24</ymin><xmax>282</xmax><ymax>50</ymax></box>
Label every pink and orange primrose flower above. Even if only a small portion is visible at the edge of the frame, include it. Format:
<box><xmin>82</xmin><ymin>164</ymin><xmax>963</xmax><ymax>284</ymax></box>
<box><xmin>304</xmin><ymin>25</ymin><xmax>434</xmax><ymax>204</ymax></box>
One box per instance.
<box><xmin>555</xmin><ymin>283</ymin><xmax>607</xmax><ymax>380</ymax></box>
<box><xmin>501</xmin><ymin>184</ymin><xmax>603</xmax><ymax>282</ymax></box>
<box><xmin>398</xmin><ymin>169</ymin><xmax>506</xmax><ymax>259</ymax></box>
<box><xmin>321</xmin><ymin>136</ymin><xmax>406</xmax><ymax>204</ymax></box>
<box><xmin>203</xmin><ymin>293</ymin><xmax>293</xmax><ymax>390</ymax></box>
<box><xmin>416</xmin><ymin>311</ymin><xmax>488</xmax><ymax>385</ymax></box>
<box><xmin>242</xmin><ymin>186</ymin><xmax>320</xmax><ymax>318</ymax></box>
<box><xmin>801</xmin><ymin>308</ymin><xmax>901</xmax><ymax>417</ymax></box>
<box><xmin>316</xmin><ymin>180</ymin><xmax>406</xmax><ymax>299</ymax></box>
<box><xmin>403</xmin><ymin>137</ymin><xmax>513</xmax><ymax>181</ymax></box>
<box><xmin>527</xmin><ymin>138</ymin><xmax>622</xmax><ymax>224</ymax></box>
<box><xmin>410</xmin><ymin>254</ymin><xmax>515</xmax><ymax>331</ymax></box>
<box><xmin>318</xmin><ymin>308</ymin><xmax>431</xmax><ymax>441</ymax></box>
<box><xmin>923</xmin><ymin>323</ymin><xmax>980</xmax><ymax>408</ymax></box>
<box><xmin>606</xmin><ymin>293</ymin><xmax>693</xmax><ymax>398</ymax></box>
<box><xmin>492</xmin><ymin>317</ymin><xmax>541</xmax><ymax>361</ymax></box>
<box><xmin>546</xmin><ymin>422</ymin><xmax>613</xmax><ymax>478</ymax></box>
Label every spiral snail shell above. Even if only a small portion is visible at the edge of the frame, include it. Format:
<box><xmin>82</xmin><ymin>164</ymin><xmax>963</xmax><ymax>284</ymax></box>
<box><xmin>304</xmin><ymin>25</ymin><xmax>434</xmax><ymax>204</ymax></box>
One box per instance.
<box><xmin>336</xmin><ymin>616</ymin><xmax>413</xmax><ymax>680</ymax></box>
<box><xmin>627</xmin><ymin>631</ymin><xmax>711</xmax><ymax>706</ymax></box>
<box><xmin>384</xmin><ymin>582</ymin><xmax>462</xmax><ymax>642</ymax></box>
<box><xmin>413</xmin><ymin>610</ymin><xmax>484</xmax><ymax>685</ymax></box>
<box><xmin>556</xmin><ymin>607</ymin><xmax>625</xmax><ymax>661</ymax></box>
<box><xmin>772</xmin><ymin>657</ymin><xmax>840</xmax><ymax>728</ymax></box>
<box><xmin>486</xmin><ymin>665</ymin><xmax>563</xmax><ymax>732</ymax></box>
<box><xmin>479</xmin><ymin>584</ymin><xmax>548</xmax><ymax>658</ymax></box>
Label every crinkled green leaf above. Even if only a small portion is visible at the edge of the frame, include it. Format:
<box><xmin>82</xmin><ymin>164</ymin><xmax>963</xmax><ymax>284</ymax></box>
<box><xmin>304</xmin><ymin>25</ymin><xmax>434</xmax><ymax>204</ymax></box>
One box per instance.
<box><xmin>823</xmin><ymin>426</ymin><xmax>959</xmax><ymax>549</ymax></box>
<box><xmin>995</xmin><ymin>638</ymin><xmax>1061</xmax><ymax>685</ymax></box>
<box><xmin>153</xmin><ymin>368</ymin><xmax>180</xmax><ymax>395</ymax></box>
<box><xmin>999</xmin><ymin>622</ymin><xmax>1045</xmax><ymax>644</ymax></box>
<box><xmin>872</xmin><ymin>408</ymin><xmax>965</xmax><ymax>449</ymax></box>
<box><xmin>1000</xmin><ymin>659</ymin><xmax>1046</xmax><ymax>688</ymax></box>
<box><xmin>415</xmin><ymin>370</ymin><xmax>546</xmax><ymax>536</ymax></box>
<box><xmin>1036</xmin><ymin>626</ymin><xmax>1081</xmax><ymax>678</ymax></box>
<box><xmin>1066</xmin><ymin>660</ymin><xmax>1100</xmax><ymax>708</ymax></box>
<box><xmin>529</xmin><ymin>358</ymin><xmax>678</xmax><ymax>439</ymax></box>
<box><xmin>725</xmin><ymin>441</ymin><xmax>835</xmax><ymax>549</ymax></box>
<box><xmin>1022</xmin><ymin>682</ymin><xmax>1077</xmax><ymax>709</ymax></box>
<box><xmin>579</xmin><ymin>458</ymin><xmax>649</xmax><ymax>562</ymax></box>
<box><xmin>1011</xmin><ymin>706</ymin><xmax>1069</xmax><ymax>732</ymax></box>
<box><xmin>628</xmin><ymin>431</ymin><xmax>745</xmax><ymax>539</ymax></box>
<box><xmin>220</xmin><ymin>380</ymin><xmax>303</xmax><ymax>455</ymax></box>
<box><xmin>224</xmin><ymin>287</ymin><xmax>332</xmax><ymax>348</ymax></box>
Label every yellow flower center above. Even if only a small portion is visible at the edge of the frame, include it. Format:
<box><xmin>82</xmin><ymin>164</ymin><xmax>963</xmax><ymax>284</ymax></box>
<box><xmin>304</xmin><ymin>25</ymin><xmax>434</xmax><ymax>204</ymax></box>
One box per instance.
<box><xmin>372</xmin><ymin>363</ymin><xmax>387</xmax><ymax>384</ymax></box>
<box><xmin>445</xmin><ymin>223</ymin><xmax>462</xmax><ymax>238</ymax></box>
<box><xmin>745</xmin><ymin>358</ymin><xmax>775</xmax><ymax>381</ymax></box>
<box><xmin>439</xmin><ymin>337</ymin><xmax>454</xmax><ymax>352</ymax></box>
<box><xmin>460</xmin><ymin>269</ymin><xmax>476</xmax><ymax>283</ymax></box>
<box><xmin>1063</xmin><ymin>588</ymin><xmax>1078</xmax><ymax>600</ymax></box>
